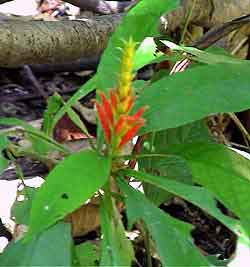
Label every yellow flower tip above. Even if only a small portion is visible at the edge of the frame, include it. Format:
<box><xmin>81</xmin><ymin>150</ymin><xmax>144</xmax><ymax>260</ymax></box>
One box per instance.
<box><xmin>117</xmin><ymin>38</ymin><xmax>136</xmax><ymax>100</ymax></box>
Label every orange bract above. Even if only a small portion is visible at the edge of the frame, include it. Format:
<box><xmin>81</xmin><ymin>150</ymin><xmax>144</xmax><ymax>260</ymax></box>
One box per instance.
<box><xmin>96</xmin><ymin>90</ymin><xmax>145</xmax><ymax>154</ymax></box>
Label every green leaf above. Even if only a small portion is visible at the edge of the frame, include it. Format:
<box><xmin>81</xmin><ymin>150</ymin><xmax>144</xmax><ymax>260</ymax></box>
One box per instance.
<box><xmin>141</xmin><ymin>154</ymin><xmax>192</xmax><ymax>205</ymax></box>
<box><xmin>65</xmin><ymin>105</ymin><xmax>91</xmax><ymax>138</ymax></box>
<box><xmin>74</xmin><ymin>242</ymin><xmax>99</xmax><ymax>266</ymax></box>
<box><xmin>165</xmin><ymin>142</ymin><xmax>250</xmax><ymax>237</ymax></box>
<box><xmin>11</xmin><ymin>187</ymin><xmax>36</xmax><ymax>225</ymax></box>
<box><xmin>206</xmin><ymin>255</ymin><xmax>230</xmax><ymax>266</ymax></box>
<box><xmin>96</xmin><ymin>0</ymin><xmax>179</xmax><ymax>90</ymax></box>
<box><xmin>42</xmin><ymin>93</ymin><xmax>63</xmax><ymax>136</ymax></box>
<box><xmin>132</xmin><ymin>79</ymin><xmax>147</xmax><ymax>95</ymax></box>
<box><xmin>100</xmin><ymin>192</ymin><xmax>134</xmax><ymax>266</ymax></box>
<box><xmin>0</xmin><ymin>222</ymin><xmax>71</xmax><ymax>266</ymax></box>
<box><xmin>135</xmin><ymin>63</ymin><xmax>250</xmax><ymax>134</ymax></box>
<box><xmin>28</xmin><ymin>150</ymin><xmax>111</xmax><ymax>237</ymax></box>
<box><xmin>120</xmin><ymin>169</ymin><xmax>245</xmax><ymax>241</ymax></box>
<box><xmin>52</xmin><ymin>76</ymin><xmax>97</xmax><ymax>129</ymax></box>
<box><xmin>0</xmin><ymin>117</ymin><xmax>69</xmax><ymax>155</ymax></box>
<box><xmin>44</xmin><ymin>92</ymin><xmax>91</xmax><ymax>138</ymax></box>
<box><xmin>162</xmin><ymin>40</ymin><xmax>246</xmax><ymax>65</ymax></box>
<box><xmin>0</xmin><ymin>134</ymin><xmax>8</xmax><ymax>174</ymax></box>
<box><xmin>133</xmin><ymin>37</ymin><xmax>160</xmax><ymax>71</ymax></box>
<box><xmin>117</xmin><ymin>178</ymin><xmax>210</xmax><ymax>267</ymax></box>
<box><xmin>139</xmin><ymin>121</ymin><xmax>212</xmax><ymax>205</ymax></box>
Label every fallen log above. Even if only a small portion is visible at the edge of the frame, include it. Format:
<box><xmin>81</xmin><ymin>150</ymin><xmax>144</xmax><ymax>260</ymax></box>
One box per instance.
<box><xmin>0</xmin><ymin>14</ymin><xmax>121</xmax><ymax>67</ymax></box>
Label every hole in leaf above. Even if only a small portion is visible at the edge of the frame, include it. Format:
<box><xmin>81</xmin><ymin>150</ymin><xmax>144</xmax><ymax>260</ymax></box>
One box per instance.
<box><xmin>61</xmin><ymin>193</ymin><xmax>69</xmax><ymax>199</ymax></box>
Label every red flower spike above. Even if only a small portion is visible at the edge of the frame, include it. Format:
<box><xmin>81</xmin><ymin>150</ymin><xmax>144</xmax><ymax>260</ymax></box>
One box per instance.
<box><xmin>110</xmin><ymin>90</ymin><xmax>117</xmax><ymax>111</ymax></box>
<box><xmin>114</xmin><ymin>115</ymin><xmax>126</xmax><ymax>135</ymax></box>
<box><xmin>132</xmin><ymin>107</ymin><xmax>146</xmax><ymax>119</ymax></box>
<box><xmin>99</xmin><ymin>91</ymin><xmax>113</xmax><ymax>125</ymax></box>
<box><xmin>123</xmin><ymin>96</ymin><xmax>135</xmax><ymax>114</ymax></box>
<box><xmin>118</xmin><ymin>122</ymin><xmax>144</xmax><ymax>149</ymax></box>
<box><xmin>125</xmin><ymin>116</ymin><xmax>144</xmax><ymax>125</ymax></box>
<box><xmin>95</xmin><ymin>102</ymin><xmax>111</xmax><ymax>143</ymax></box>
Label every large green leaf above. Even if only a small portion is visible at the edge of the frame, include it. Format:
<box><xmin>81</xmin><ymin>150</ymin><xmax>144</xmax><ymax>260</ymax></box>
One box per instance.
<box><xmin>0</xmin><ymin>222</ymin><xmax>71</xmax><ymax>266</ymax></box>
<box><xmin>120</xmin><ymin>169</ymin><xmax>245</xmax><ymax>241</ymax></box>
<box><xmin>117</xmin><ymin>178</ymin><xmax>210</xmax><ymax>267</ymax></box>
<box><xmin>165</xmin><ymin>142</ymin><xmax>250</xmax><ymax>236</ymax></box>
<box><xmin>99</xmin><ymin>193</ymin><xmax>134</xmax><ymax>266</ymax></box>
<box><xmin>96</xmin><ymin>0</ymin><xmax>179</xmax><ymax>90</ymax></box>
<box><xmin>28</xmin><ymin>150</ymin><xmax>111</xmax><ymax>237</ymax></box>
<box><xmin>135</xmin><ymin>63</ymin><xmax>250</xmax><ymax>134</ymax></box>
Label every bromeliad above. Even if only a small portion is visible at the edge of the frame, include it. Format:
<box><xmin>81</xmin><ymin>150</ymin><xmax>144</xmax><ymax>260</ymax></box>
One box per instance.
<box><xmin>96</xmin><ymin>38</ymin><xmax>146</xmax><ymax>155</ymax></box>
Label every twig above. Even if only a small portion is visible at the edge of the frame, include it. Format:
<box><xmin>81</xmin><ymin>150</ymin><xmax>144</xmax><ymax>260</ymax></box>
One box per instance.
<box><xmin>180</xmin><ymin>0</ymin><xmax>197</xmax><ymax>44</ymax></box>
<box><xmin>228</xmin><ymin>112</ymin><xmax>250</xmax><ymax>146</ymax></box>
<box><xmin>22</xmin><ymin>65</ymin><xmax>48</xmax><ymax>101</ymax></box>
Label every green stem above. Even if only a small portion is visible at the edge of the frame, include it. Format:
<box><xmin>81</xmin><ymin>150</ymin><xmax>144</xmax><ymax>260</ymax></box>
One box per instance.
<box><xmin>114</xmin><ymin>153</ymin><xmax>174</xmax><ymax>161</ymax></box>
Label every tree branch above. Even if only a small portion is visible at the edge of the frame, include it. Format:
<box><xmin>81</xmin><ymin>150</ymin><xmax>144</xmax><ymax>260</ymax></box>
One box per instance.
<box><xmin>0</xmin><ymin>14</ymin><xmax>121</xmax><ymax>67</ymax></box>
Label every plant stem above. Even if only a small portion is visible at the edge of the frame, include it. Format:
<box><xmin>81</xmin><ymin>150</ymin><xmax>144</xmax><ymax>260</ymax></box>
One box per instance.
<box><xmin>114</xmin><ymin>153</ymin><xmax>174</xmax><ymax>161</ymax></box>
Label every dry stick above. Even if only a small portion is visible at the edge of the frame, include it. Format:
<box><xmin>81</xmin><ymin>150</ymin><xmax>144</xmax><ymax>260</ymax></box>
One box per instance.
<box><xmin>228</xmin><ymin>112</ymin><xmax>250</xmax><ymax>146</ymax></box>
<box><xmin>22</xmin><ymin>65</ymin><xmax>48</xmax><ymax>101</ymax></box>
<box><xmin>180</xmin><ymin>0</ymin><xmax>197</xmax><ymax>44</ymax></box>
<box><xmin>193</xmin><ymin>13</ymin><xmax>250</xmax><ymax>50</ymax></box>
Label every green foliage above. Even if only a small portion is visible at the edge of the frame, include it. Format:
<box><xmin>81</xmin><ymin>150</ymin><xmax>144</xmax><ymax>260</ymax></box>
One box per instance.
<box><xmin>119</xmin><ymin>169</ymin><xmax>245</xmax><ymax>240</ymax></box>
<box><xmin>27</xmin><ymin>150</ymin><xmax>111</xmax><ymax>237</ymax></box>
<box><xmin>0</xmin><ymin>117</ymin><xmax>69</xmax><ymax>156</ymax></box>
<box><xmin>118</xmin><ymin>178</ymin><xmax>210</xmax><ymax>267</ymax></box>
<box><xmin>11</xmin><ymin>187</ymin><xmax>36</xmax><ymax>225</ymax></box>
<box><xmin>99</xmin><ymin>193</ymin><xmax>134</xmax><ymax>266</ymax></box>
<box><xmin>0</xmin><ymin>134</ymin><xmax>8</xmax><ymax>174</ymax></box>
<box><xmin>165</xmin><ymin>142</ymin><xmax>250</xmax><ymax>236</ymax></box>
<box><xmin>0</xmin><ymin>223</ymin><xmax>71</xmax><ymax>266</ymax></box>
<box><xmin>2</xmin><ymin>0</ymin><xmax>250</xmax><ymax>265</ymax></box>
<box><xmin>134</xmin><ymin>63</ymin><xmax>250</xmax><ymax>134</ymax></box>
<box><xmin>161</xmin><ymin>40</ymin><xmax>246</xmax><ymax>64</ymax></box>
<box><xmin>74</xmin><ymin>242</ymin><xmax>99</xmax><ymax>266</ymax></box>
<box><xmin>42</xmin><ymin>93</ymin><xmax>63</xmax><ymax>136</ymax></box>
<box><xmin>96</xmin><ymin>0</ymin><xmax>179</xmax><ymax>91</ymax></box>
<box><xmin>139</xmin><ymin>121</ymin><xmax>211</xmax><ymax>205</ymax></box>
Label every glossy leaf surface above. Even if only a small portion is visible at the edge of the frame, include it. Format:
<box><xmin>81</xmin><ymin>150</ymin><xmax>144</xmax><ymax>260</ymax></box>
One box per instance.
<box><xmin>135</xmin><ymin>63</ymin><xmax>250</xmax><ymax>134</ymax></box>
<box><xmin>28</xmin><ymin>150</ymin><xmax>111</xmax><ymax>237</ymax></box>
